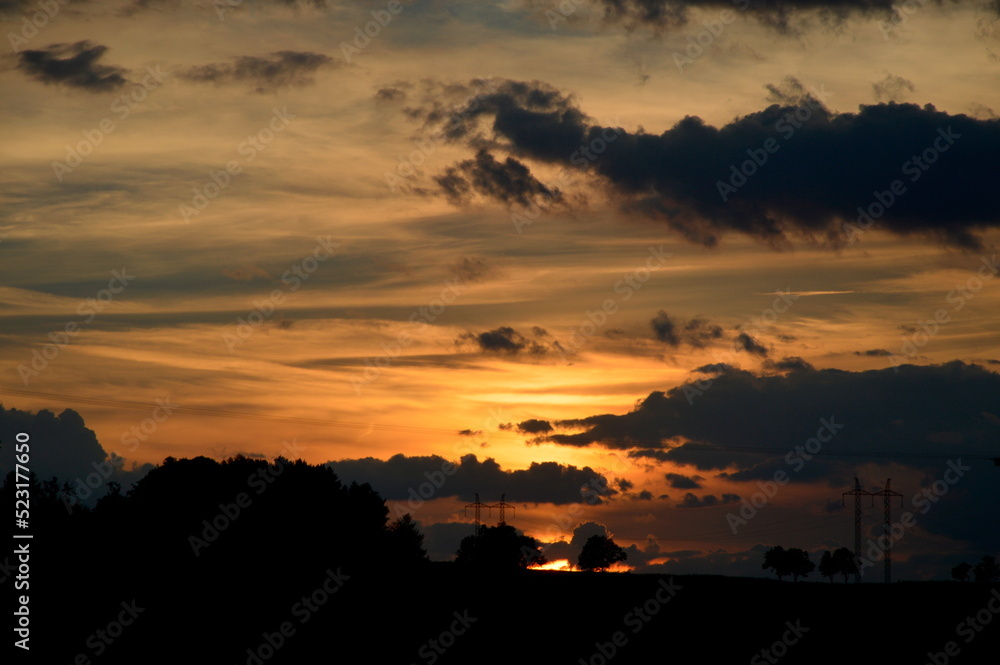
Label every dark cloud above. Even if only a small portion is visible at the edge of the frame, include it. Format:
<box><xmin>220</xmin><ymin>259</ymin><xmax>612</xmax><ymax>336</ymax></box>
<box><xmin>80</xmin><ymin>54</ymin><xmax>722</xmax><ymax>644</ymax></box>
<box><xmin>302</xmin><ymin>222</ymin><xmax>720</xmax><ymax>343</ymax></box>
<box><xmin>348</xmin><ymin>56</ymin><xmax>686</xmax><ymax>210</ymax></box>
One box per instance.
<box><xmin>17</xmin><ymin>41</ymin><xmax>129</xmax><ymax>92</ymax></box>
<box><xmin>0</xmin><ymin>406</ymin><xmax>105</xmax><ymax>482</ymax></box>
<box><xmin>0</xmin><ymin>405</ymin><xmax>153</xmax><ymax>506</ymax></box>
<box><xmin>651</xmin><ymin>310</ymin><xmax>680</xmax><ymax>345</ymax></box>
<box><xmin>375</xmin><ymin>87</ymin><xmax>407</xmax><ymax>103</ymax></box>
<box><xmin>765</xmin><ymin>356</ymin><xmax>815</xmax><ymax>372</ymax></box>
<box><xmin>677</xmin><ymin>492</ymin><xmax>741</xmax><ymax>508</ymax></box>
<box><xmin>590</xmin><ymin>0</ymin><xmax>933</xmax><ymax>35</ymax></box>
<box><xmin>448</xmin><ymin>256</ymin><xmax>499</xmax><ymax>283</ymax></box>
<box><xmin>683</xmin><ymin>318</ymin><xmax>725</xmax><ymax>347</ymax></box>
<box><xmin>854</xmin><ymin>348</ymin><xmax>893</xmax><ymax>357</ymax></box>
<box><xmin>121</xmin><ymin>0</ymin><xmax>325</xmax><ymax>16</ymax></box>
<box><xmin>872</xmin><ymin>73</ymin><xmax>916</xmax><ymax>103</ymax></box>
<box><xmin>458</xmin><ymin>429</ymin><xmax>482</xmax><ymax>436</ymax></box>
<box><xmin>568</xmin><ymin>521</ymin><xmax>611</xmax><ymax>558</ymax></box>
<box><xmin>517</xmin><ymin>419</ymin><xmax>554</xmax><ymax>434</ymax></box>
<box><xmin>693</xmin><ymin>362</ymin><xmax>738</xmax><ymax>375</ymax></box>
<box><xmin>328</xmin><ymin>453</ymin><xmax>616</xmax><ymax>505</ymax></box>
<box><xmin>538</xmin><ymin>362</ymin><xmax>1000</xmax><ymax>484</ymax></box>
<box><xmin>734</xmin><ymin>332</ymin><xmax>769</xmax><ymax>357</ymax></box>
<box><xmin>179</xmin><ymin>51</ymin><xmax>334</xmax><ymax>93</ymax></box>
<box><xmin>615</xmin><ymin>477</ymin><xmax>634</xmax><ymax>491</ymax></box>
<box><xmin>434</xmin><ymin>149</ymin><xmax>563</xmax><ymax>208</ymax></box>
<box><xmin>665</xmin><ymin>472</ymin><xmax>703</xmax><ymax>489</ymax></box>
<box><xmin>457</xmin><ymin>326</ymin><xmax>563</xmax><ymax>357</ymax></box>
<box><xmin>651</xmin><ymin>311</ymin><xmax>724</xmax><ymax>347</ymax></box>
<box><xmin>425</xmin><ymin>77</ymin><xmax>1000</xmax><ymax>249</ymax></box>
<box><xmin>419</xmin><ymin>521</ymin><xmax>476</xmax><ymax>561</ymax></box>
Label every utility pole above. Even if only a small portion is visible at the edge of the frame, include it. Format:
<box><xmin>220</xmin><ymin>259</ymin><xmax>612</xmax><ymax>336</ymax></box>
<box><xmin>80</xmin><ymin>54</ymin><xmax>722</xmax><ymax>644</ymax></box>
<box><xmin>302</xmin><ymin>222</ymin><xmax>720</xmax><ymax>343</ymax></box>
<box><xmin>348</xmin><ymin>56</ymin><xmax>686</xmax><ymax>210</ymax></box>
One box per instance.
<box><xmin>842</xmin><ymin>477</ymin><xmax>873</xmax><ymax>583</ymax></box>
<box><xmin>872</xmin><ymin>478</ymin><xmax>904</xmax><ymax>584</ymax></box>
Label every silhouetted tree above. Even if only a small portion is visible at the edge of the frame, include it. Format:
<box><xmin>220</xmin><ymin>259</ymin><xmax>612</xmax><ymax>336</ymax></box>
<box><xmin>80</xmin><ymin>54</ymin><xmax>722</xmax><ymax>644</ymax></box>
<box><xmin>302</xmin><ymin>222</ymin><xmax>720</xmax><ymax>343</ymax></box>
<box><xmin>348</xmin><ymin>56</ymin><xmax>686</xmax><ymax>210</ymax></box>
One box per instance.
<box><xmin>831</xmin><ymin>547</ymin><xmax>858</xmax><ymax>583</ymax></box>
<box><xmin>787</xmin><ymin>548</ymin><xmax>815</xmax><ymax>582</ymax></box>
<box><xmin>578</xmin><ymin>534</ymin><xmax>628</xmax><ymax>572</ymax></box>
<box><xmin>763</xmin><ymin>546</ymin><xmax>790</xmax><ymax>580</ymax></box>
<box><xmin>952</xmin><ymin>562</ymin><xmax>972</xmax><ymax>582</ymax></box>
<box><xmin>387</xmin><ymin>513</ymin><xmax>429</xmax><ymax>564</ymax></box>
<box><xmin>819</xmin><ymin>551</ymin><xmax>837</xmax><ymax>582</ymax></box>
<box><xmin>456</xmin><ymin>523</ymin><xmax>546</xmax><ymax>572</ymax></box>
<box><xmin>973</xmin><ymin>555</ymin><xmax>999</xmax><ymax>583</ymax></box>
<box><xmin>762</xmin><ymin>546</ymin><xmax>814</xmax><ymax>581</ymax></box>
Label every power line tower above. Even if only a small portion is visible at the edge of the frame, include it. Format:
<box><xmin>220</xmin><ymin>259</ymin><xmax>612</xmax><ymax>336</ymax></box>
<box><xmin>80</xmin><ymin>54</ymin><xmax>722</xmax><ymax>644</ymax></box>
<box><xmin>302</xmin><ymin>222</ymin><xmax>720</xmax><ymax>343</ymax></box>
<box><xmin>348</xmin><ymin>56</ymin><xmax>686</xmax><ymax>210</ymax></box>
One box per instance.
<box><xmin>842</xmin><ymin>477</ymin><xmax>873</xmax><ymax>583</ymax></box>
<box><xmin>872</xmin><ymin>478</ymin><xmax>904</xmax><ymax>584</ymax></box>
<box><xmin>464</xmin><ymin>493</ymin><xmax>491</xmax><ymax>536</ymax></box>
<box><xmin>488</xmin><ymin>493</ymin><xmax>516</xmax><ymax>525</ymax></box>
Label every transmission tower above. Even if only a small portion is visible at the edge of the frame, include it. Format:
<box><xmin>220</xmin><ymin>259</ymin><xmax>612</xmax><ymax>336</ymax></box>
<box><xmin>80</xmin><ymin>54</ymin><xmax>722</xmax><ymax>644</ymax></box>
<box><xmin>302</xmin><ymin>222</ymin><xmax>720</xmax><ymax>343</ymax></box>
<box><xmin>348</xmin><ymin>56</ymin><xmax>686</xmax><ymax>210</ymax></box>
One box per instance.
<box><xmin>488</xmin><ymin>493</ymin><xmax>516</xmax><ymax>525</ymax></box>
<box><xmin>842</xmin><ymin>477</ymin><xmax>873</xmax><ymax>583</ymax></box>
<box><xmin>872</xmin><ymin>478</ymin><xmax>904</xmax><ymax>584</ymax></box>
<box><xmin>464</xmin><ymin>493</ymin><xmax>491</xmax><ymax>536</ymax></box>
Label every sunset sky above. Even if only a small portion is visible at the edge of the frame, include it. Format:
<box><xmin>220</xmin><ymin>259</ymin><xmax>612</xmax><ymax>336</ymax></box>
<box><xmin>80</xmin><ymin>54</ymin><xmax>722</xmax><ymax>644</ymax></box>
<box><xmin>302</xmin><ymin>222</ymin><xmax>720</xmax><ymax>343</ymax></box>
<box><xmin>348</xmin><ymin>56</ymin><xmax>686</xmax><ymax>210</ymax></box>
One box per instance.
<box><xmin>2</xmin><ymin>0</ymin><xmax>999</xmax><ymax>579</ymax></box>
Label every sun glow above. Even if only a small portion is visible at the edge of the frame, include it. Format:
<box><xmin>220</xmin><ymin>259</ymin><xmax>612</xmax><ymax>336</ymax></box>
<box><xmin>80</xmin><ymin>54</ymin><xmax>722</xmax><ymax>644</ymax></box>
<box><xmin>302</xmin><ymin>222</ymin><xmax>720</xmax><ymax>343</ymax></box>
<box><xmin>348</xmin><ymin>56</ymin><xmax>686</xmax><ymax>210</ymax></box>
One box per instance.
<box><xmin>529</xmin><ymin>559</ymin><xmax>576</xmax><ymax>571</ymax></box>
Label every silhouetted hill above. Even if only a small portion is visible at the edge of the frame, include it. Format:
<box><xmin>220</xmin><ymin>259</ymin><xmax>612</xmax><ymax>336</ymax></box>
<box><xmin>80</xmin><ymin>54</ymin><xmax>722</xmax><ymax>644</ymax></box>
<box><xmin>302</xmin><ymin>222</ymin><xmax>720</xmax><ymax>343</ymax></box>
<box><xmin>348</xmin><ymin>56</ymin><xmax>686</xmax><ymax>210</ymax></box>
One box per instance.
<box><xmin>4</xmin><ymin>459</ymin><xmax>998</xmax><ymax>664</ymax></box>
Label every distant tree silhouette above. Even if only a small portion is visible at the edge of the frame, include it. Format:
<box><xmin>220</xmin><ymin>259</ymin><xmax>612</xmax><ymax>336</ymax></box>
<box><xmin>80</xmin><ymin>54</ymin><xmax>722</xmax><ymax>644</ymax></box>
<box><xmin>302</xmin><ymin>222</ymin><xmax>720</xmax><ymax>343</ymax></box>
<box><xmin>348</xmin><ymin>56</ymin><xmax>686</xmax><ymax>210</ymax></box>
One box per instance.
<box><xmin>387</xmin><ymin>513</ymin><xmax>429</xmax><ymax>564</ymax></box>
<box><xmin>831</xmin><ymin>547</ymin><xmax>858</xmax><ymax>583</ymax></box>
<box><xmin>578</xmin><ymin>534</ymin><xmax>628</xmax><ymax>572</ymax></box>
<box><xmin>973</xmin><ymin>555</ymin><xmax>999</xmax><ymax>583</ymax></box>
<box><xmin>786</xmin><ymin>548</ymin><xmax>815</xmax><ymax>581</ymax></box>
<box><xmin>819</xmin><ymin>551</ymin><xmax>837</xmax><ymax>582</ymax></box>
<box><xmin>456</xmin><ymin>523</ymin><xmax>546</xmax><ymax>572</ymax></box>
<box><xmin>763</xmin><ymin>546</ymin><xmax>790</xmax><ymax>580</ymax></box>
<box><xmin>762</xmin><ymin>546</ymin><xmax>814</xmax><ymax>581</ymax></box>
<box><xmin>952</xmin><ymin>562</ymin><xmax>972</xmax><ymax>582</ymax></box>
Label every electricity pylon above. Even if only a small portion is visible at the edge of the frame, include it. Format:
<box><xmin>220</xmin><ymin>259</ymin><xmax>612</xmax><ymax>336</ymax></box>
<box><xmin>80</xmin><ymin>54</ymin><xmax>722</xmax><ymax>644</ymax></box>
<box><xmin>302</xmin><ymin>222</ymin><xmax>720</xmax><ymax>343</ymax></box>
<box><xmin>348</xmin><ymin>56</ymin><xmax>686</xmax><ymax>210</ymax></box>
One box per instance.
<box><xmin>872</xmin><ymin>478</ymin><xmax>904</xmax><ymax>584</ymax></box>
<box><xmin>464</xmin><ymin>493</ymin><xmax>491</xmax><ymax>536</ymax></box>
<box><xmin>842</xmin><ymin>477</ymin><xmax>873</xmax><ymax>583</ymax></box>
<box><xmin>488</xmin><ymin>493</ymin><xmax>516</xmax><ymax>525</ymax></box>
